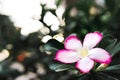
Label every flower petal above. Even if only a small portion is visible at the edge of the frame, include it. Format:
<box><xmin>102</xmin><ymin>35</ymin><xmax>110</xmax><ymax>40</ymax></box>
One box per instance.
<box><xmin>83</xmin><ymin>32</ymin><xmax>103</xmax><ymax>49</ymax></box>
<box><xmin>76</xmin><ymin>57</ymin><xmax>94</xmax><ymax>73</ymax></box>
<box><xmin>88</xmin><ymin>48</ymin><xmax>111</xmax><ymax>64</ymax></box>
<box><xmin>55</xmin><ymin>49</ymin><xmax>80</xmax><ymax>63</ymax></box>
<box><xmin>64</xmin><ymin>35</ymin><xmax>82</xmax><ymax>50</ymax></box>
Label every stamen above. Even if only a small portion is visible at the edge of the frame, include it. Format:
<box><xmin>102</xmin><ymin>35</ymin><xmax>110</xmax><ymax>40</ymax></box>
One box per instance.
<box><xmin>79</xmin><ymin>48</ymin><xmax>88</xmax><ymax>58</ymax></box>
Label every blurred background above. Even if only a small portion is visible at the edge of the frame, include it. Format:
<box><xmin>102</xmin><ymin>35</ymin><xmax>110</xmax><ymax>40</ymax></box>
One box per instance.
<box><xmin>0</xmin><ymin>0</ymin><xmax>120</xmax><ymax>80</ymax></box>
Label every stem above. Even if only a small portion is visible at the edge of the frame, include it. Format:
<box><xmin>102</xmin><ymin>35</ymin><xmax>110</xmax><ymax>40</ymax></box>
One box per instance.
<box><xmin>95</xmin><ymin>63</ymin><xmax>108</xmax><ymax>71</ymax></box>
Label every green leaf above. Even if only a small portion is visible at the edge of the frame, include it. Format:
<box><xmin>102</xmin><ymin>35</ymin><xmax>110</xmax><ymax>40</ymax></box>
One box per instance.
<box><xmin>56</xmin><ymin>0</ymin><xmax>63</xmax><ymax>7</ymax></box>
<box><xmin>77</xmin><ymin>75</ymin><xmax>88</xmax><ymax>80</ymax></box>
<box><xmin>105</xmin><ymin>0</ymin><xmax>116</xmax><ymax>13</ymax></box>
<box><xmin>79</xmin><ymin>74</ymin><xmax>90</xmax><ymax>80</ymax></box>
<box><xmin>44</xmin><ymin>39</ymin><xmax>63</xmax><ymax>52</ymax></box>
<box><xmin>106</xmin><ymin>39</ymin><xmax>117</xmax><ymax>51</ymax></box>
<box><xmin>49</xmin><ymin>64</ymin><xmax>75</xmax><ymax>72</ymax></box>
<box><xmin>96</xmin><ymin>72</ymin><xmax>119</xmax><ymax>80</ymax></box>
<box><xmin>101</xmin><ymin>34</ymin><xmax>120</xmax><ymax>56</ymax></box>
<box><xmin>108</xmin><ymin>42</ymin><xmax>120</xmax><ymax>56</ymax></box>
<box><xmin>105</xmin><ymin>64</ymin><xmax>120</xmax><ymax>71</ymax></box>
<box><xmin>0</xmin><ymin>58</ymin><xmax>12</xmax><ymax>75</ymax></box>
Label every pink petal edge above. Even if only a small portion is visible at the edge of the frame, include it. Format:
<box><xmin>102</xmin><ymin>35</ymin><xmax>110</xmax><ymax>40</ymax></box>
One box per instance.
<box><xmin>93</xmin><ymin>57</ymin><xmax>111</xmax><ymax>64</ymax></box>
<box><xmin>88</xmin><ymin>48</ymin><xmax>112</xmax><ymax>64</ymax></box>
<box><xmin>64</xmin><ymin>35</ymin><xmax>82</xmax><ymax>50</ymax></box>
<box><xmin>94</xmin><ymin>31</ymin><xmax>103</xmax><ymax>37</ymax></box>
<box><xmin>55</xmin><ymin>49</ymin><xmax>80</xmax><ymax>63</ymax></box>
<box><xmin>75</xmin><ymin>57</ymin><xmax>94</xmax><ymax>73</ymax></box>
<box><xmin>83</xmin><ymin>31</ymin><xmax>103</xmax><ymax>49</ymax></box>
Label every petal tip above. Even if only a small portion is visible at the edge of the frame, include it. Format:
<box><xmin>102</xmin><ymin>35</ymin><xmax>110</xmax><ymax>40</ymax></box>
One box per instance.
<box><xmin>89</xmin><ymin>48</ymin><xmax>112</xmax><ymax>64</ymax></box>
<box><xmin>55</xmin><ymin>49</ymin><xmax>79</xmax><ymax>63</ymax></box>
<box><xmin>83</xmin><ymin>32</ymin><xmax>103</xmax><ymax>49</ymax></box>
<box><xmin>94</xmin><ymin>31</ymin><xmax>103</xmax><ymax>39</ymax></box>
<box><xmin>94</xmin><ymin>58</ymin><xmax>111</xmax><ymax>64</ymax></box>
<box><xmin>65</xmin><ymin>35</ymin><xmax>79</xmax><ymax>43</ymax></box>
<box><xmin>103</xmin><ymin>57</ymin><xmax>112</xmax><ymax>64</ymax></box>
<box><xmin>75</xmin><ymin>58</ymin><xmax>94</xmax><ymax>74</ymax></box>
<box><xmin>75</xmin><ymin>62</ymin><xmax>93</xmax><ymax>74</ymax></box>
<box><xmin>64</xmin><ymin>35</ymin><xmax>82</xmax><ymax>50</ymax></box>
<box><xmin>54</xmin><ymin>55</ymin><xmax>69</xmax><ymax>64</ymax></box>
<box><xmin>54</xmin><ymin>50</ymin><xmax>68</xmax><ymax>63</ymax></box>
<box><xmin>54</xmin><ymin>50</ymin><xmax>65</xmax><ymax>63</ymax></box>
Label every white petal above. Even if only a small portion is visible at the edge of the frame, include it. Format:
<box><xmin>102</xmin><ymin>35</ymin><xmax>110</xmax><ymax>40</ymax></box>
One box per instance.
<box><xmin>55</xmin><ymin>49</ymin><xmax>80</xmax><ymax>63</ymax></box>
<box><xmin>76</xmin><ymin>57</ymin><xmax>94</xmax><ymax>73</ymax></box>
<box><xmin>88</xmin><ymin>48</ymin><xmax>111</xmax><ymax>64</ymax></box>
<box><xmin>83</xmin><ymin>32</ymin><xmax>103</xmax><ymax>49</ymax></box>
<box><xmin>64</xmin><ymin>35</ymin><xmax>82</xmax><ymax>50</ymax></box>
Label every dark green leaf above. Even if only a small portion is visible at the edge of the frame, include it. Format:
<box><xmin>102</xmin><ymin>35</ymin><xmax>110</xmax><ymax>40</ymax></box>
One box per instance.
<box><xmin>108</xmin><ymin>42</ymin><xmax>120</xmax><ymax>56</ymax></box>
<box><xmin>106</xmin><ymin>39</ymin><xmax>117</xmax><ymax>51</ymax></box>
<box><xmin>78</xmin><ymin>74</ymin><xmax>90</xmax><ymax>80</ymax></box>
<box><xmin>96</xmin><ymin>72</ymin><xmax>119</xmax><ymax>80</ymax></box>
<box><xmin>105</xmin><ymin>0</ymin><xmax>116</xmax><ymax>13</ymax></box>
<box><xmin>104</xmin><ymin>64</ymin><xmax>120</xmax><ymax>71</ymax></box>
<box><xmin>49</xmin><ymin>64</ymin><xmax>75</xmax><ymax>72</ymax></box>
<box><xmin>76</xmin><ymin>0</ymin><xmax>94</xmax><ymax>15</ymax></box>
<box><xmin>0</xmin><ymin>58</ymin><xmax>12</xmax><ymax>75</ymax></box>
<box><xmin>44</xmin><ymin>39</ymin><xmax>64</xmax><ymax>52</ymax></box>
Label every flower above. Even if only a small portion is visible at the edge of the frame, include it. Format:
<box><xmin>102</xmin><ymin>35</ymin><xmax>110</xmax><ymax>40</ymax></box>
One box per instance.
<box><xmin>55</xmin><ymin>32</ymin><xmax>111</xmax><ymax>73</ymax></box>
<box><xmin>0</xmin><ymin>0</ymin><xmax>43</xmax><ymax>36</ymax></box>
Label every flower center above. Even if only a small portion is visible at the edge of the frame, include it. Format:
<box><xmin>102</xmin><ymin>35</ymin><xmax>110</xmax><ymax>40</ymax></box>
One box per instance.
<box><xmin>79</xmin><ymin>48</ymin><xmax>88</xmax><ymax>58</ymax></box>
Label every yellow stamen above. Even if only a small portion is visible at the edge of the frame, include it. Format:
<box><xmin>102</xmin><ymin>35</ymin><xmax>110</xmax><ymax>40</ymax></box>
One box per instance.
<box><xmin>79</xmin><ymin>48</ymin><xmax>88</xmax><ymax>58</ymax></box>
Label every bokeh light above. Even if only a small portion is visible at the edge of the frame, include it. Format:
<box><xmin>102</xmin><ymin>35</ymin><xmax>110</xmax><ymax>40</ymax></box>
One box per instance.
<box><xmin>0</xmin><ymin>49</ymin><xmax>9</xmax><ymax>62</ymax></box>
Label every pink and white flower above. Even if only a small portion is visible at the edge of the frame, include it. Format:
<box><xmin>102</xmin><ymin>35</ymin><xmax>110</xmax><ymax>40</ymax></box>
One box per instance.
<box><xmin>55</xmin><ymin>32</ymin><xmax>111</xmax><ymax>73</ymax></box>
